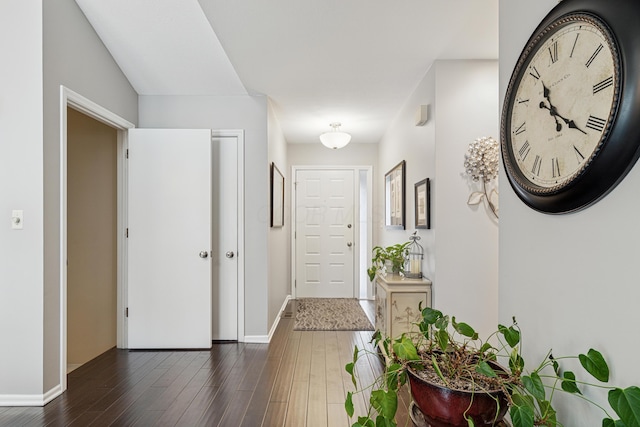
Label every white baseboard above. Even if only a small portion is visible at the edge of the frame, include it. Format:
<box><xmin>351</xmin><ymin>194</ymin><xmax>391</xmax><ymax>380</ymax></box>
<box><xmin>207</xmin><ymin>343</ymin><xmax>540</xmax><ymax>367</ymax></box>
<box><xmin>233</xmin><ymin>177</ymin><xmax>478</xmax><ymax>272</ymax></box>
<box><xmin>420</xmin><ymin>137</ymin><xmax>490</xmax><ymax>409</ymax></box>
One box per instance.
<box><xmin>0</xmin><ymin>384</ymin><xmax>62</xmax><ymax>407</ymax></box>
<box><xmin>243</xmin><ymin>294</ymin><xmax>292</xmax><ymax>344</ymax></box>
<box><xmin>243</xmin><ymin>335</ymin><xmax>270</xmax><ymax>344</ymax></box>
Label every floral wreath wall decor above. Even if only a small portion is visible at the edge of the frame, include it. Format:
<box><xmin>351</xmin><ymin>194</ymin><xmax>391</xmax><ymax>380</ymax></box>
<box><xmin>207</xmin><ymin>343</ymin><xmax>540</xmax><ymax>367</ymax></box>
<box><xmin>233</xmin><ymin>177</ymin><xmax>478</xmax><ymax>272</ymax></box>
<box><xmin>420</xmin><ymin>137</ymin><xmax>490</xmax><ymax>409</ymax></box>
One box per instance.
<box><xmin>464</xmin><ymin>136</ymin><xmax>499</xmax><ymax>219</ymax></box>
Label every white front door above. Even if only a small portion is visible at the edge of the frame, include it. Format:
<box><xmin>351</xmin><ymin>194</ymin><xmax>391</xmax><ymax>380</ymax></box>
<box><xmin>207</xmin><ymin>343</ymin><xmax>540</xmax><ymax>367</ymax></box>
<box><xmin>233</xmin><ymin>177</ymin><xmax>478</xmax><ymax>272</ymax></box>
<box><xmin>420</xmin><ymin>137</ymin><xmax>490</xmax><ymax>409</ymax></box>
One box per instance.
<box><xmin>127</xmin><ymin>129</ymin><xmax>212</xmax><ymax>349</ymax></box>
<box><xmin>295</xmin><ymin>169</ymin><xmax>356</xmax><ymax>298</ymax></box>
<box><xmin>211</xmin><ymin>135</ymin><xmax>238</xmax><ymax>340</ymax></box>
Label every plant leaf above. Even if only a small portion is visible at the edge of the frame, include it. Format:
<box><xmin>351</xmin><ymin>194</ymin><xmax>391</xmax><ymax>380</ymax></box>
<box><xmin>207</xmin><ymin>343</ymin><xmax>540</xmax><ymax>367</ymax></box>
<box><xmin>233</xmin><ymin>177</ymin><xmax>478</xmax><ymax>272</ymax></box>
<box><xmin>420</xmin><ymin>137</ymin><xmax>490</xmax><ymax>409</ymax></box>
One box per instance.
<box><xmin>509</xmin><ymin>347</ymin><xmax>525</xmax><ymax>375</ymax></box>
<box><xmin>475</xmin><ymin>360</ymin><xmax>497</xmax><ymax>378</ymax></box>
<box><xmin>452</xmin><ymin>317</ymin><xmax>478</xmax><ymax>339</ymax></box>
<box><xmin>609</xmin><ymin>386</ymin><xmax>640</xmax><ymax>427</ymax></box>
<box><xmin>466</xmin><ymin>415</ymin><xmax>476</xmax><ymax>426</ymax></box>
<box><xmin>479</xmin><ymin>342</ymin><xmax>494</xmax><ymax>353</ymax></box>
<box><xmin>538</xmin><ymin>400</ymin><xmax>557</xmax><ymax>426</ymax></box>
<box><xmin>345</xmin><ymin>391</ymin><xmax>354</xmax><ymax>417</ymax></box>
<box><xmin>392</xmin><ymin>336</ymin><xmax>420</xmax><ymax>361</ymax></box>
<box><xmin>385</xmin><ymin>363</ymin><xmax>402</xmax><ymax>391</ymax></box>
<box><xmin>602</xmin><ymin>419</ymin><xmax>615</xmax><ymax>427</ymax></box>
<box><xmin>356</xmin><ymin>416</ymin><xmax>376</xmax><ymax>427</ymax></box>
<box><xmin>422</xmin><ymin>307</ymin><xmax>442</xmax><ymax>325</ymax></box>
<box><xmin>498</xmin><ymin>324</ymin><xmax>520</xmax><ymax>347</ymax></box>
<box><xmin>560</xmin><ymin>371</ymin><xmax>581</xmax><ymax>394</ymax></box>
<box><xmin>467</xmin><ymin>192</ymin><xmax>485</xmax><ymax>205</ymax></box>
<box><xmin>345</xmin><ymin>362</ymin><xmax>356</xmax><ymax>388</ymax></box>
<box><xmin>510</xmin><ymin>404</ymin><xmax>535</xmax><ymax>427</ymax></box>
<box><xmin>370</xmin><ymin>389</ymin><xmax>398</xmax><ymax>420</ymax></box>
<box><xmin>375</xmin><ymin>415</ymin><xmax>397</xmax><ymax>427</ymax></box>
<box><xmin>511</xmin><ymin>393</ymin><xmax>535</xmax><ymax>410</ymax></box>
<box><xmin>522</xmin><ymin>372</ymin><xmax>545</xmax><ymax>401</ymax></box>
<box><xmin>579</xmin><ymin>349</ymin><xmax>609</xmax><ymax>382</ymax></box>
<box><xmin>435</xmin><ymin>315</ymin><xmax>449</xmax><ymax>330</ymax></box>
<box><xmin>436</xmin><ymin>329</ymin><xmax>449</xmax><ymax>351</ymax></box>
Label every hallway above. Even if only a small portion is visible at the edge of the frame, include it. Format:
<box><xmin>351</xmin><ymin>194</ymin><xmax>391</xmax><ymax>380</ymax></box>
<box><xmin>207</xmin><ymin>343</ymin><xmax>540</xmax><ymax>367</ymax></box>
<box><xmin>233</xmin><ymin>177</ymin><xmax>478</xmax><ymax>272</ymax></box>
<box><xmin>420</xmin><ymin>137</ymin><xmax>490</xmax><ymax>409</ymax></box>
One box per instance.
<box><xmin>0</xmin><ymin>302</ymin><xmax>413</xmax><ymax>426</ymax></box>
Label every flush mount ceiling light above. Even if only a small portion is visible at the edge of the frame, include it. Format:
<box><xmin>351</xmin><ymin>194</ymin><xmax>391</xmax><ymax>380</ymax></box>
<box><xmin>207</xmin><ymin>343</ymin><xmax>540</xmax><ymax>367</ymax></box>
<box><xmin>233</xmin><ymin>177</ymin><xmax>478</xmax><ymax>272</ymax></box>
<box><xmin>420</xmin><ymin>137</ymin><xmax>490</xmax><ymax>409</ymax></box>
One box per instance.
<box><xmin>319</xmin><ymin>122</ymin><xmax>351</xmax><ymax>149</ymax></box>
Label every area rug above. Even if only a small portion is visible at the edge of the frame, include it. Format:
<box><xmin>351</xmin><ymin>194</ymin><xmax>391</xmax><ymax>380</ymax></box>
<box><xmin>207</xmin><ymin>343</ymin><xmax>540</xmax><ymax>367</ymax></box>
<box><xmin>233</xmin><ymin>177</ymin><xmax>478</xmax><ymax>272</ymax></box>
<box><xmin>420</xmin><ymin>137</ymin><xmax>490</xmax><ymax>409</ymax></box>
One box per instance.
<box><xmin>293</xmin><ymin>298</ymin><xmax>374</xmax><ymax>331</ymax></box>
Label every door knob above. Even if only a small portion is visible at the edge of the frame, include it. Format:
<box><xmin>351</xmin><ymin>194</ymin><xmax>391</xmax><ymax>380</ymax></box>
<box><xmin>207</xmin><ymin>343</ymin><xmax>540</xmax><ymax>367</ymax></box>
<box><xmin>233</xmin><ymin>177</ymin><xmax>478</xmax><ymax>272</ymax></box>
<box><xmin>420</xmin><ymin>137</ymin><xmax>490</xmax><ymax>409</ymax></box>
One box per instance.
<box><xmin>226</xmin><ymin>251</ymin><xmax>235</xmax><ymax>258</ymax></box>
<box><xmin>347</xmin><ymin>242</ymin><xmax>353</xmax><ymax>247</ymax></box>
<box><xmin>199</xmin><ymin>251</ymin><xmax>209</xmax><ymax>259</ymax></box>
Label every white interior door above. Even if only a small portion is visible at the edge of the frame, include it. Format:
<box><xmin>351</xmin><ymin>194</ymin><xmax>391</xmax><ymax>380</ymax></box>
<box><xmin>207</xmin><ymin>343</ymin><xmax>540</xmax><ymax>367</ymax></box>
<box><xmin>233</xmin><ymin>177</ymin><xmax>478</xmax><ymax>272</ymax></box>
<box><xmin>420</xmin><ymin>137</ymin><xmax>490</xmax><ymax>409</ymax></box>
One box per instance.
<box><xmin>211</xmin><ymin>135</ymin><xmax>238</xmax><ymax>340</ymax></box>
<box><xmin>127</xmin><ymin>128</ymin><xmax>212</xmax><ymax>349</ymax></box>
<box><xmin>295</xmin><ymin>169</ymin><xmax>355</xmax><ymax>298</ymax></box>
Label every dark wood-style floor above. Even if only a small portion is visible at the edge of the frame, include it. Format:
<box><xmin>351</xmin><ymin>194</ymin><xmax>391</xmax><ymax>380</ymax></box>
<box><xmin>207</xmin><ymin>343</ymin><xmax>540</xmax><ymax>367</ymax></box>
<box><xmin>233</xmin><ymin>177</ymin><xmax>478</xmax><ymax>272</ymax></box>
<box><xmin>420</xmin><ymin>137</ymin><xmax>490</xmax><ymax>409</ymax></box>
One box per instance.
<box><xmin>0</xmin><ymin>301</ymin><xmax>413</xmax><ymax>427</ymax></box>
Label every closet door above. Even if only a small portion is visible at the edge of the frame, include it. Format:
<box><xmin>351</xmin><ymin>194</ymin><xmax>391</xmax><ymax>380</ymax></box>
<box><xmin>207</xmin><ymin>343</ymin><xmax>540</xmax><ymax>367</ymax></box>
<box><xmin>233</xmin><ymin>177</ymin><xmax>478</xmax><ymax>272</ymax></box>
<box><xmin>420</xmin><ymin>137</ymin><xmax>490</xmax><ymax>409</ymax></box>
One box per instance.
<box><xmin>127</xmin><ymin>129</ymin><xmax>212</xmax><ymax>349</ymax></box>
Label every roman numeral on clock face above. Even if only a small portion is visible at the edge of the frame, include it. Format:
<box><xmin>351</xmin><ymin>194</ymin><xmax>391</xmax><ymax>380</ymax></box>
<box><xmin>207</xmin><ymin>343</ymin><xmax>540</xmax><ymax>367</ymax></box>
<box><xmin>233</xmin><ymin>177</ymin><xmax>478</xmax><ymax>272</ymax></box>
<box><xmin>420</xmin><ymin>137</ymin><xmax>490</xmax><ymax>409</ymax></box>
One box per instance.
<box><xmin>552</xmin><ymin>158</ymin><xmax>561</xmax><ymax>178</ymax></box>
<box><xmin>586</xmin><ymin>115</ymin><xmax>606</xmax><ymax>132</ymax></box>
<box><xmin>532</xmin><ymin>155</ymin><xmax>542</xmax><ymax>176</ymax></box>
<box><xmin>514</xmin><ymin>122</ymin><xmax>526</xmax><ymax>135</ymax></box>
<box><xmin>586</xmin><ymin>43</ymin><xmax>603</xmax><ymax>68</ymax></box>
<box><xmin>529</xmin><ymin>66</ymin><xmax>541</xmax><ymax>80</ymax></box>
<box><xmin>518</xmin><ymin>141</ymin><xmax>531</xmax><ymax>161</ymax></box>
<box><xmin>593</xmin><ymin>76</ymin><xmax>613</xmax><ymax>94</ymax></box>
<box><xmin>548</xmin><ymin>40</ymin><xmax>558</xmax><ymax>64</ymax></box>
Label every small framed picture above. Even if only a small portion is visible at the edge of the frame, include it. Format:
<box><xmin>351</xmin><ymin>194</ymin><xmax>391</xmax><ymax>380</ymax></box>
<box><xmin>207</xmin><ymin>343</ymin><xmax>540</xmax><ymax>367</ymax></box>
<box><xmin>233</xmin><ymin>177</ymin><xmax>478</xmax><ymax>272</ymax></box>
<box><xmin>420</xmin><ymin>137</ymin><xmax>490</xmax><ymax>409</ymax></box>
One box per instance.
<box><xmin>270</xmin><ymin>162</ymin><xmax>284</xmax><ymax>228</ymax></box>
<box><xmin>415</xmin><ymin>178</ymin><xmax>431</xmax><ymax>229</ymax></box>
<box><xmin>385</xmin><ymin>160</ymin><xmax>406</xmax><ymax>229</ymax></box>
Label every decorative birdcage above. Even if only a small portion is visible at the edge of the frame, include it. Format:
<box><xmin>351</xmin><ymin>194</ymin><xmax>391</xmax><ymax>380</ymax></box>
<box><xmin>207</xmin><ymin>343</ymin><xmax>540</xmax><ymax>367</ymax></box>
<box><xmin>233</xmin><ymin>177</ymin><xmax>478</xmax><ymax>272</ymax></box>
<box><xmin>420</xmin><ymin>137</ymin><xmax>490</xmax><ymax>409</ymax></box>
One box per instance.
<box><xmin>404</xmin><ymin>232</ymin><xmax>423</xmax><ymax>279</ymax></box>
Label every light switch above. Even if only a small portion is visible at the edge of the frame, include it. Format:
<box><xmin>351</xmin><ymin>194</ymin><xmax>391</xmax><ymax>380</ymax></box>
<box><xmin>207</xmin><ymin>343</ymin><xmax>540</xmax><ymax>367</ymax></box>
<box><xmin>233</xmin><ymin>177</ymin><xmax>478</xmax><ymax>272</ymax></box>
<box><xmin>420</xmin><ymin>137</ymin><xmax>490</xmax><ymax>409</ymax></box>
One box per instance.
<box><xmin>12</xmin><ymin>210</ymin><xmax>23</xmax><ymax>230</ymax></box>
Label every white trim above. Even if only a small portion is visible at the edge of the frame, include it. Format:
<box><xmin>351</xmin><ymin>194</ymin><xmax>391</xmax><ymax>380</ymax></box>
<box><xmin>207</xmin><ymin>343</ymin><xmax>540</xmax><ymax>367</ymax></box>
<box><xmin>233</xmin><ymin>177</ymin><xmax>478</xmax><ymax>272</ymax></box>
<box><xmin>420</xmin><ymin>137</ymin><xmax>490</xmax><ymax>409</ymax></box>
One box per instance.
<box><xmin>243</xmin><ymin>335</ymin><xmax>270</xmax><ymax>344</ymax></box>
<box><xmin>211</xmin><ymin>130</ymin><xmax>246</xmax><ymax>342</ymax></box>
<box><xmin>59</xmin><ymin>86</ymin><xmax>134</xmax><ymax>395</ymax></box>
<box><xmin>244</xmin><ymin>294</ymin><xmax>291</xmax><ymax>344</ymax></box>
<box><xmin>0</xmin><ymin>385</ymin><xmax>62</xmax><ymax>407</ymax></box>
<box><xmin>290</xmin><ymin>166</ymin><xmax>372</xmax><ymax>300</ymax></box>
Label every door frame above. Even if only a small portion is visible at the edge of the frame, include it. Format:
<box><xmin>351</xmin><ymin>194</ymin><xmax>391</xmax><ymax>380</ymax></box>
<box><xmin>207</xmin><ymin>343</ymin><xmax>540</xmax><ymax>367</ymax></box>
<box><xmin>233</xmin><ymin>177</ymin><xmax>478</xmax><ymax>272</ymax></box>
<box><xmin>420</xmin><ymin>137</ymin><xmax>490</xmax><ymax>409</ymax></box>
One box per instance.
<box><xmin>290</xmin><ymin>165</ymin><xmax>373</xmax><ymax>300</ymax></box>
<box><xmin>59</xmin><ymin>86</ymin><xmax>134</xmax><ymax>392</ymax></box>
<box><xmin>212</xmin><ymin>129</ymin><xmax>245</xmax><ymax>342</ymax></box>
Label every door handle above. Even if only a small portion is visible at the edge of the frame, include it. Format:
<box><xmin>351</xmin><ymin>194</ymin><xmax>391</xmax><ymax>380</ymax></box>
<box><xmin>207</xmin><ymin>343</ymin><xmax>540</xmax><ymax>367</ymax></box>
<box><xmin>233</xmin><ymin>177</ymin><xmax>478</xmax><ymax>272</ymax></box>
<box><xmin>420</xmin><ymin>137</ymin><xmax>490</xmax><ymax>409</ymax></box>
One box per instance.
<box><xmin>226</xmin><ymin>251</ymin><xmax>235</xmax><ymax>258</ymax></box>
<box><xmin>199</xmin><ymin>251</ymin><xmax>209</xmax><ymax>259</ymax></box>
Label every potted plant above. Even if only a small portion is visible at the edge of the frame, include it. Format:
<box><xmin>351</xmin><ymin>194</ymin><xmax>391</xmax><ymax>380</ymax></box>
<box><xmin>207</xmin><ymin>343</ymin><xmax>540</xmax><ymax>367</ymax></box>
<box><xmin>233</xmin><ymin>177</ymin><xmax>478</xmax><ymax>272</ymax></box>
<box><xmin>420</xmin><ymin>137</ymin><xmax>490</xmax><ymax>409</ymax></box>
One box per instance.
<box><xmin>367</xmin><ymin>241</ymin><xmax>412</xmax><ymax>282</ymax></box>
<box><xmin>345</xmin><ymin>306</ymin><xmax>640</xmax><ymax>427</ymax></box>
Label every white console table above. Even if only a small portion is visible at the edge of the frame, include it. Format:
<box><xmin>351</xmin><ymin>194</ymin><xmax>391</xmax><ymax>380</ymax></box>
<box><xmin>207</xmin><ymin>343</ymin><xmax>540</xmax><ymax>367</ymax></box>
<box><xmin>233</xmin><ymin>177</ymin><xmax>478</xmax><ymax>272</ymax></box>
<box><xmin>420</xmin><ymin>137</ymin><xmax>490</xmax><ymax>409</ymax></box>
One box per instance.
<box><xmin>374</xmin><ymin>273</ymin><xmax>432</xmax><ymax>339</ymax></box>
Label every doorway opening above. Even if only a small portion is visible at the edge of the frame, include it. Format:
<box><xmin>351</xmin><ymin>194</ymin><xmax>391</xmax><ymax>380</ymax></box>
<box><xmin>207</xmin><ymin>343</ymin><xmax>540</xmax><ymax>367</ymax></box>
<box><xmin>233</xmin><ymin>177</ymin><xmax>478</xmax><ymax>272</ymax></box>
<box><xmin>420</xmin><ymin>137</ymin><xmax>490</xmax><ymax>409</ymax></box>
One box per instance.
<box><xmin>291</xmin><ymin>166</ymin><xmax>373</xmax><ymax>300</ymax></box>
<box><xmin>60</xmin><ymin>86</ymin><xmax>135</xmax><ymax>391</ymax></box>
<box><xmin>66</xmin><ymin>107</ymin><xmax>118</xmax><ymax>373</ymax></box>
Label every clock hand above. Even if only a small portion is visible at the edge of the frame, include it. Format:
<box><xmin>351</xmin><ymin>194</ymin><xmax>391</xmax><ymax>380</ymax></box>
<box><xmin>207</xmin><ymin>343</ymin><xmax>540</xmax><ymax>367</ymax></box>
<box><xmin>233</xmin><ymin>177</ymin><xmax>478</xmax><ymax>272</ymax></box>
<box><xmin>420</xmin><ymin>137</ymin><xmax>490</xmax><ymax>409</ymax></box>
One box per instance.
<box><xmin>539</xmin><ymin>102</ymin><xmax>563</xmax><ymax>132</ymax></box>
<box><xmin>539</xmin><ymin>102</ymin><xmax>587</xmax><ymax>134</ymax></box>
<box><xmin>561</xmin><ymin>118</ymin><xmax>587</xmax><ymax>134</ymax></box>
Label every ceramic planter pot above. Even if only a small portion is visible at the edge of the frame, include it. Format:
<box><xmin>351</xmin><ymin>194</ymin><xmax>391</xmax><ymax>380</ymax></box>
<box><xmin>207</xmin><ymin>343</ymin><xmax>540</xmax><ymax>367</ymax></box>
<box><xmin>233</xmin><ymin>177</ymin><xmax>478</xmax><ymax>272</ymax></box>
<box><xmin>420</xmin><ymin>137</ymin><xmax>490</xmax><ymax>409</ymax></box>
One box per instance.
<box><xmin>407</xmin><ymin>367</ymin><xmax>509</xmax><ymax>427</ymax></box>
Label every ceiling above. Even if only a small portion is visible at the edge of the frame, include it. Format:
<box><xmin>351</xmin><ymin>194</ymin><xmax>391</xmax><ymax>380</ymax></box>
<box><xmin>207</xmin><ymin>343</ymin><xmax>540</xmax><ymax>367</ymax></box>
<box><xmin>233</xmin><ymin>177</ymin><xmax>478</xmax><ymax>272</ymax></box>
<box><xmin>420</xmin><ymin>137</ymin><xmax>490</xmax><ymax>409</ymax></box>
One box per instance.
<box><xmin>74</xmin><ymin>0</ymin><xmax>498</xmax><ymax>145</ymax></box>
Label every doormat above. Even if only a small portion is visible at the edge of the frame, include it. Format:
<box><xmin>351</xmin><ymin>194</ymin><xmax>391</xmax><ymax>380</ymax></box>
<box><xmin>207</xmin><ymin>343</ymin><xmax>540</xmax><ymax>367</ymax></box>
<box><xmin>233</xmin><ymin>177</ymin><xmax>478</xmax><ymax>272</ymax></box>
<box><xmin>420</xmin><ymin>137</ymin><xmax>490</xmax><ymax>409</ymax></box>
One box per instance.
<box><xmin>293</xmin><ymin>298</ymin><xmax>374</xmax><ymax>331</ymax></box>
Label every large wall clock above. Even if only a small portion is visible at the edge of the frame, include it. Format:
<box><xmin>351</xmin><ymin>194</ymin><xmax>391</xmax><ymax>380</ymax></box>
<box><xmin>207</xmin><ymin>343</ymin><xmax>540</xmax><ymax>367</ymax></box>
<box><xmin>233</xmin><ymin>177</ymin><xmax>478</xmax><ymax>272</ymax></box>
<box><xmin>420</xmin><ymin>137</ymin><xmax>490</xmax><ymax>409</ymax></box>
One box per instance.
<box><xmin>501</xmin><ymin>0</ymin><xmax>640</xmax><ymax>214</ymax></box>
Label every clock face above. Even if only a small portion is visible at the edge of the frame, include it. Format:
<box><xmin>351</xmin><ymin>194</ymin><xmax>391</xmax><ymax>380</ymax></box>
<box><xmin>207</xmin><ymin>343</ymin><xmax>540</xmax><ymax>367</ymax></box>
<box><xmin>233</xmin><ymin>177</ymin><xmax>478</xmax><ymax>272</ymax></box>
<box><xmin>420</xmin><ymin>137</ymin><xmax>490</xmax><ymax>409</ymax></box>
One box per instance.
<box><xmin>503</xmin><ymin>13</ymin><xmax>620</xmax><ymax>196</ymax></box>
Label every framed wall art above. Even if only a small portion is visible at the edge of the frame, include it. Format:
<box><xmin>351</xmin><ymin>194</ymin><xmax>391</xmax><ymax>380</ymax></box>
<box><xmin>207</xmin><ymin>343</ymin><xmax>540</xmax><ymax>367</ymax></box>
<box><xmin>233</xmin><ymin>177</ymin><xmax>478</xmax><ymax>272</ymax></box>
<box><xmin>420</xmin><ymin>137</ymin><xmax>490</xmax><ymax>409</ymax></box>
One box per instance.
<box><xmin>415</xmin><ymin>178</ymin><xmax>431</xmax><ymax>229</ymax></box>
<box><xmin>385</xmin><ymin>160</ymin><xmax>406</xmax><ymax>229</ymax></box>
<box><xmin>270</xmin><ymin>162</ymin><xmax>284</xmax><ymax>228</ymax></box>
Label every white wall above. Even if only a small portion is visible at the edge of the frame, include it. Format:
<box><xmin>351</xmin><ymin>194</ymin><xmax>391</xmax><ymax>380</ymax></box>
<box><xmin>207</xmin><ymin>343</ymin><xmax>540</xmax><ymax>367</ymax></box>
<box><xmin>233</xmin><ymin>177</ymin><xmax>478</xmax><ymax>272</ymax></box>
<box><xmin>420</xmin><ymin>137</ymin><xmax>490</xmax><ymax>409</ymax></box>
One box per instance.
<box><xmin>267</xmin><ymin>100</ymin><xmax>290</xmax><ymax>329</ymax></box>
<box><xmin>433</xmin><ymin>61</ymin><xmax>499</xmax><ymax>338</ymax></box>
<box><xmin>0</xmin><ymin>0</ymin><xmax>45</xmax><ymax>399</ymax></box>
<box><xmin>42</xmin><ymin>0</ymin><xmax>138</xmax><ymax>393</ymax></box>
<box><xmin>378</xmin><ymin>60</ymin><xmax>499</xmax><ymax>338</ymax></box>
<box><xmin>288</xmin><ymin>142</ymin><xmax>378</xmax><ymax>168</ymax></box>
<box><xmin>499</xmin><ymin>1</ymin><xmax>640</xmax><ymax>424</ymax></box>
<box><xmin>138</xmin><ymin>94</ymin><xmax>270</xmax><ymax>337</ymax></box>
<box><xmin>0</xmin><ymin>0</ymin><xmax>138</xmax><ymax>402</ymax></box>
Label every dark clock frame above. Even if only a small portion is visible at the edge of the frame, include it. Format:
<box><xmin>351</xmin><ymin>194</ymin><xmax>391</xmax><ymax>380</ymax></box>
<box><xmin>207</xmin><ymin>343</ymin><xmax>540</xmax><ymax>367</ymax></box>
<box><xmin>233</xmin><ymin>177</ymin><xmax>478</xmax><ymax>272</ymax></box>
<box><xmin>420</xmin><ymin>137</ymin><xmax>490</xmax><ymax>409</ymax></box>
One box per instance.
<box><xmin>501</xmin><ymin>0</ymin><xmax>640</xmax><ymax>214</ymax></box>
